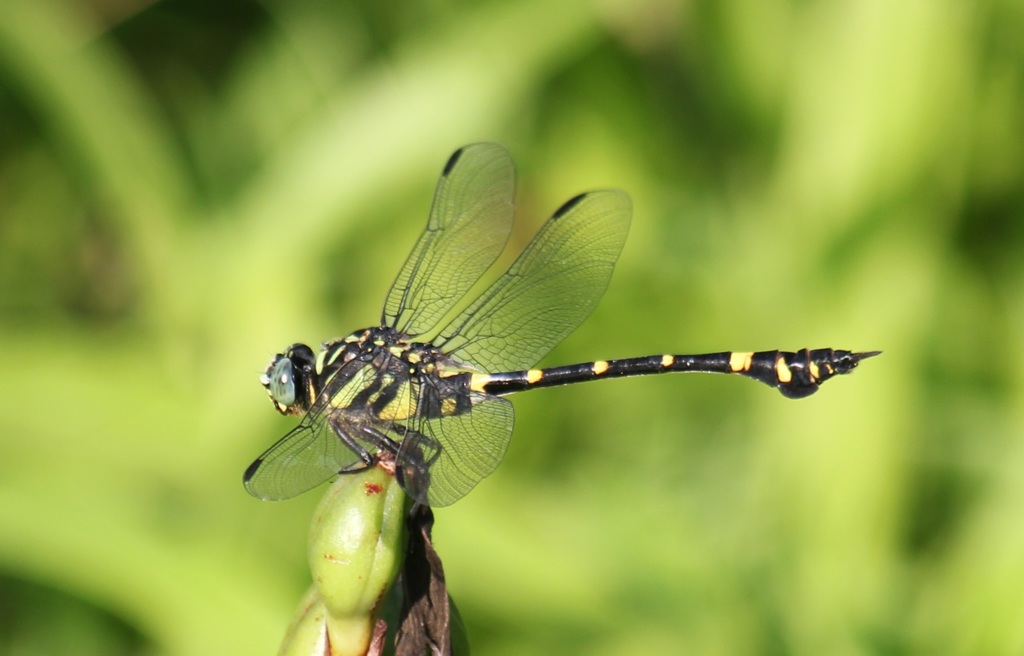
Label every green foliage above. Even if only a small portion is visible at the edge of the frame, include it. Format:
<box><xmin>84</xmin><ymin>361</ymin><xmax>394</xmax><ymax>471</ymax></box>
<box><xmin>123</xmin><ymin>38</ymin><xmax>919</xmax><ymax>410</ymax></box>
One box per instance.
<box><xmin>2</xmin><ymin>0</ymin><xmax>1023</xmax><ymax>654</ymax></box>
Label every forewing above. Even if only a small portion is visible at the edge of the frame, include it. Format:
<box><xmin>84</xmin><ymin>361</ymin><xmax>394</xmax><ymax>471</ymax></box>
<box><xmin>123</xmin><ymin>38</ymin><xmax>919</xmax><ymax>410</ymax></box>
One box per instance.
<box><xmin>243</xmin><ymin>360</ymin><xmax>382</xmax><ymax>501</ymax></box>
<box><xmin>396</xmin><ymin>385</ymin><xmax>514</xmax><ymax>507</ymax></box>
<box><xmin>383</xmin><ymin>143</ymin><xmax>515</xmax><ymax>338</ymax></box>
<box><xmin>435</xmin><ymin>190</ymin><xmax>631</xmax><ymax>372</ymax></box>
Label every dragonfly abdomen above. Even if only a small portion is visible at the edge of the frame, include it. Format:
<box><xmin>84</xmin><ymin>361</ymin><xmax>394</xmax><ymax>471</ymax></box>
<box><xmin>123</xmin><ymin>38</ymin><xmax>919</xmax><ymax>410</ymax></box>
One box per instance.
<box><xmin>471</xmin><ymin>349</ymin><xmax>880</xmax><ymax>399</ymax></box>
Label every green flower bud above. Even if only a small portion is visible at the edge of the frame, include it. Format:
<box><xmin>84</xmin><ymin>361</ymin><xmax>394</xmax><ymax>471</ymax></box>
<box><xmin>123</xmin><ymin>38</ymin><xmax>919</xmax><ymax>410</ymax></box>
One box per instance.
<box><xmin>306</xmin><ymin>466</ymin><xmax>408</xmax><ymax>655</ymax></box>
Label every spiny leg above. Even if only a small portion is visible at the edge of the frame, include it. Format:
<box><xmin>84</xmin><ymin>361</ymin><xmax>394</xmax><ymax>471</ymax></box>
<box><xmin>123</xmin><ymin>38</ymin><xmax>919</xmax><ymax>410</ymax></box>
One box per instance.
<box><xmin>327</xmin><ymin>414</ymin><xmax>380</xmax><ymax>474</ymax></box>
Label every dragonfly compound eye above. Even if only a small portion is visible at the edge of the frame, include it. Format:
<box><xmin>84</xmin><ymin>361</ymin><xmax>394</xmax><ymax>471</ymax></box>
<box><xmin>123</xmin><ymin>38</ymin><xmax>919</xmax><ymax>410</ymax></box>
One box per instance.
<box><xmin>264</xmin><ymin>355</ymin><xmax>297</xmax><ymax>408</ymax></box>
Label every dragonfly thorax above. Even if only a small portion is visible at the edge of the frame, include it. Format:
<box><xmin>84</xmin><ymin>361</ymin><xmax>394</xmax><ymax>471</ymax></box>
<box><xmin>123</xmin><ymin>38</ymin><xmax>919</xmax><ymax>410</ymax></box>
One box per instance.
<box><xmin>318</xmin><ymin>326</ymin><xmax>461</xmax><ymax>380</ymax></box>
<box><xmin>259</xmin><ymin>326</ymin><xmax>465</xmax><ymax>417</ymax></box>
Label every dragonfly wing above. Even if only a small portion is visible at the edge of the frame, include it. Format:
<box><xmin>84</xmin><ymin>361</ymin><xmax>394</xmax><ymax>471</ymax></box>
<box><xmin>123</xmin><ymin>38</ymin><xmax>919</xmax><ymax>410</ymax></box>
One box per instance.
<box><xmin>383</xmin><ymin>143</ymin><xmax>515</xmax><ymax>338</ymax></box>
<box><xmin>243</xmin><ymin>416</ymin><xmax>360</xmax><ymax>501</ymax></box>
<box><xmin>395</xmin><ymin>383</ymin><xmax>514</xmax><ymax>507</ymax></box>
<box><xmin>435</xmin><ymin>190</ymin><xmax>631</xmax><ymax>372</ymax></box>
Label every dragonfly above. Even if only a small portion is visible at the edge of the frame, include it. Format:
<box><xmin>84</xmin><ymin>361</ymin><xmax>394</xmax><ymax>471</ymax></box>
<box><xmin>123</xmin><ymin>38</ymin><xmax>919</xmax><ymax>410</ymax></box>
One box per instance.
<box><xmin>243</xmin><ymin>143</ymin><xmax>878</xmax><ymax>507</ymax></box>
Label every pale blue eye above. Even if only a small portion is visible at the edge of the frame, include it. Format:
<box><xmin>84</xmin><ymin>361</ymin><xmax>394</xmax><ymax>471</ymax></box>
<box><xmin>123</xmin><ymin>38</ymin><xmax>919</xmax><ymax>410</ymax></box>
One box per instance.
<box><xmin>265</xmin><ymin>357</ymin><xmax>296</xmax><ymax>407</ymax></box>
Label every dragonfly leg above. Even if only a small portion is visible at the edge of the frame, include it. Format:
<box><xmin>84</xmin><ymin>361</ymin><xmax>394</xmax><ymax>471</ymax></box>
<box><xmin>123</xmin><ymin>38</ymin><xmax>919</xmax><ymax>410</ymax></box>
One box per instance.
<box><xmin>335</xmin><ymin>461</ymin><xmax>374</xmax><ymax>476</ymax></box>
<box><xmin>384</xmin><ymin>424</ymin><xmax>442</xmax><ymax>504</ymax></box>
<box><xmin>328</xmin><ymin>414</ymin><xmax>378</xmax><ymax>468</ymax></box>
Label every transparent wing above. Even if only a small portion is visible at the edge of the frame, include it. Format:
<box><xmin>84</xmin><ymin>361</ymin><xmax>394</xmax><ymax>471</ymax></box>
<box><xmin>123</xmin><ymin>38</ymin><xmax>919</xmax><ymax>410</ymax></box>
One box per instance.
<box><xmin>434</xmin><ymin>190</ymin><xmax>631</xmax><ymax>373</ymax></box>
<box><xmin>243</xmin><ymin>421</ymin><xmax>346</xmax><ymax>501</ymax></box>
<box><xmin>395</xmin><ymin>382</ymin><xmax>514</xmax><ymax>507</ymax></box>
<box><xmin>383</xmin><ymin>143</ymin><xmax>515</xmax><ymax>338</ymax></box>
<box><xmin>243</xmin><ymin>360</ymin><xmax>382</xmax><ymax>501</ymax></box>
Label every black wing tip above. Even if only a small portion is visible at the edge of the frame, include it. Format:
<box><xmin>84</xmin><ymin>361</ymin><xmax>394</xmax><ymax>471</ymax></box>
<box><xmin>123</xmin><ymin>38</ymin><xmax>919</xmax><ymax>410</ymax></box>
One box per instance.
<box><xmin>552</xmin><ymin>193</ymin><xmax>588</xmax><ymax>219</ymax></box>
<box><xmin>552</xmin><ymin>189</ymin><xmax>632</xmax><ymax>220</ymax></box>
<box><xmin>242</xmin><ymin>459</ymin><xmax>279</xmax><ymax>501</ymax></box>
<box><xmin>442</xmin><ymin>148</ymin><xmax>465</xmax><ymax>176</ymax></box>
<box><xmin>443</xmin><ymin>142</ymin><xmax>510</xmax><ymax>177</ymax></box>
<box><xmin>242</xmin><ymin>458</ymin><xmax>263</xmax><ymax>484</ymax></box>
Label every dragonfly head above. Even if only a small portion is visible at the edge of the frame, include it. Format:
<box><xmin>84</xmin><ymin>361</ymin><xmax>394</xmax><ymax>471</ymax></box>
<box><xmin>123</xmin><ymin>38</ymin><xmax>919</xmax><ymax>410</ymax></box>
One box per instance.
<box><xmin>260</xmin><ymin>343</ymin><xmax>317</xmax><ymax>416</ymax></box>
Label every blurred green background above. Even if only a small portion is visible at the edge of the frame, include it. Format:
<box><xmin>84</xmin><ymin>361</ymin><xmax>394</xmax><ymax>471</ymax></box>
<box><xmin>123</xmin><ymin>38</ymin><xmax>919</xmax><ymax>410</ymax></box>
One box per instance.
<box><xmin>2</xmin><ymin>0</ymin><xmax>1023</xmax><ymax>654</ymax></box>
